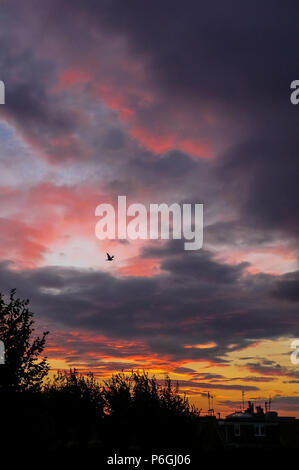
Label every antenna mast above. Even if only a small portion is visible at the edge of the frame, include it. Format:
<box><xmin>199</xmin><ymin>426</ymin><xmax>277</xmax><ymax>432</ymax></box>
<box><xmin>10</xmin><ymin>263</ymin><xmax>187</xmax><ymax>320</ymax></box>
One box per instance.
<box><xmin>207</xmin><ymin>391</ymin><xmax>215</xmax><ymax>416</ymax></box>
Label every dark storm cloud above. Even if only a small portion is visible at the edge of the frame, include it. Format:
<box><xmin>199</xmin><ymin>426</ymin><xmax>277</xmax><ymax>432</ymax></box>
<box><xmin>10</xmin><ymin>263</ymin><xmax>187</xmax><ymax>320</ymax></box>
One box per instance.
<box><xmin>271</xmin><ymin>396</ymin><xmax>299</xmax><ymax>411</ymax></box>
<box><xmin>174</xmin><ymin>368</ymin><xmax>225</xmax><ymax>380</ymax></box>
<box><xmin>175</xmin><ymin>380</ymin><xmax>259</xmax><ymax>392</ymax></box>
<box><xmin>0</xmin><ymin>34</ymin><xmax>83</xmax><ymax>162</ymax></box>
<box><xmin>0</xmin><ymin>5</ymin><xmax>138</xmax><ymax>166</ymax></box>
<box><xmin>66</xmin><ymin>0</ymin><xmax>299</xmax><ymax>141</ymax></box>
<box><xmin>160</xmin><ymin>249</ymin><xmax>248</xmax><ymax>284</ymax></box>
<box><xmin>102</xmin><ymin>128</ymin><xmax>125</xmax><ymax>151</ymax></box>
<box><xmin>124</xmin><ymin>151</ymin><xmax>198</xmax><ymax>187</ymax></box>
<box><xmin>216</xmin><ymin>134</ymin><xmax>299</xmax><ymax>240</ymax></box>
<box><xmin>174</xmin><ymin>367</ymin><xmax>275</xmax><ymax>384</ymax></box>
<box><xmin>65</xmin><ymin>1</ymin><xmax>297</xmax><ymax>107</ymax></box>
<box><xmin>102</xmin><ymin>150</ymin><xmax>214</xmax><ymax>201</ymax></box>
<box><xmin>205</xmin><ymin>221</ymin><xmax>276</xmax><ymax>248</ymax></box>
<box><xmin>49</xmin><ymin>0</ymin><xmax>299</xmax><ymax>243</ymax></box>
<box><xmin>245</xmin><ymin>362</ymin><xmax>299</xmax><ymax>380</ymax></box>
<box><xmin>0</xmin><ymin>240</ymin><xmax>298</xmax><ymax>363</ymax></box>
<box><xmin>82</xmin><ymin>0</ymin><xmax>299</xmax><ymax>241</ymax></box>
<box><xmin>1</xmin><ymin>0</ymin><xmax>298</xmax><ymax>242</ymax></box>
<box><xmin>272</xmin><ymin>270</ymin><xmax>299</xmax><ymax>302</ymax></box>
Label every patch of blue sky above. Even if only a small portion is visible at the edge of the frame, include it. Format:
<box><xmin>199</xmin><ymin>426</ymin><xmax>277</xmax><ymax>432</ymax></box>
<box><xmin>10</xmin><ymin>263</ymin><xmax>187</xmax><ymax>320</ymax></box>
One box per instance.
<box><xmin>0</xmin><ymin>120</ymin><xmax>48</xmax><ymax>186</ymax></box>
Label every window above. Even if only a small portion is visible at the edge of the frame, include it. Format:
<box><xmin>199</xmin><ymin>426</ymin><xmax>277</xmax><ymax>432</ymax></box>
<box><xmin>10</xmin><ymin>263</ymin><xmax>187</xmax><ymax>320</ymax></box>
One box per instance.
<box><xmin>254</xmin><ymin>424</ymin><xmax>265</xmax><ymax>436</ymax></box>
<box><xmin>234</xmin><ymin>424</ymin><xmax>241</xmax><ymax>436</ymax></box>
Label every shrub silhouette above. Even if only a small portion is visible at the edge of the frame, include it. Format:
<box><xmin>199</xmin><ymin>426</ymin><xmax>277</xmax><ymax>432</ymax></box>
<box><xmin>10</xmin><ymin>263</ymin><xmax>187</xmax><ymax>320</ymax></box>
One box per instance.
<box><xmin>102</xmin><ymin>371</ymin><xmax>198</xmax><ymax>451</ymax></box>
<box><xmin>43</xmin><ymin>369</ymin><xmax>105</xmax><ymax>449</ymax></box>
<box><xmin>0</xmin><ymin>289</ymin><xmax>49</xmax><ymax>391</ymax></box>
<box><xmin>0</xmin><ymin>289</ymin><xmax>199</xmax><ymax>454</ymax></box>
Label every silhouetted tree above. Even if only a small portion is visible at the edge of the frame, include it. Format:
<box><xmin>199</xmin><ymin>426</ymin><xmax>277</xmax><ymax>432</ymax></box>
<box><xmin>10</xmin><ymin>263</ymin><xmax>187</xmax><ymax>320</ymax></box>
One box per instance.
<box><xmin>0</xmin><ymin>287</ymin><xmax>202</xmax><ymax>453</ymax></box>
<box><xmin>43</xmin><ymin>369</ymin><xmax>105</xmax><ymax>448</ymax></box>
<box><xmin>103</xmin><ymin>370</ymin><xmax>193</xmax><ymax>418</ymax></box>
<box><xmin>44</xmin><ymin>368</ymin><xmax>104</xmax><ymax>416</ymax></box>
<box><xmin>103</xmin><ymin>371</ymin><xmax>198</xmax><ymax>451</ymax></box>
<box><xmin>0</xmin><ymin>289</ymin><xmax>49</xmax><ymax>391</ymax></box>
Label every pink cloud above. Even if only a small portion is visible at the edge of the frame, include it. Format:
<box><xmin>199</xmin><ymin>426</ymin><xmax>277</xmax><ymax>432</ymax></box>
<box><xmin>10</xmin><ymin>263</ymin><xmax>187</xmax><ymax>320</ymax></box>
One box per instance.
<box><xmin>54</xmin><ymin>67</ymin><xmax>90</xmax><ymax>92</ymax></box>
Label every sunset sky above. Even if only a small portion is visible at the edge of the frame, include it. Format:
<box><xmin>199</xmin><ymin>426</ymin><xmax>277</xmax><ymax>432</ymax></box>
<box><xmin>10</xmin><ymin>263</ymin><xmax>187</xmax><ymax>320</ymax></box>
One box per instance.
<box><xmin>1</xmin><ymin>1</ymin><xmax>299</xmax><ymax>416</ymax></box>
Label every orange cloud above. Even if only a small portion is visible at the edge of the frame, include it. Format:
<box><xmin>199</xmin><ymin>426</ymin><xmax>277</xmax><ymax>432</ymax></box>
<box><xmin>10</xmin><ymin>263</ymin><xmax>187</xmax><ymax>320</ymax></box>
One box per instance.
<box><xmin>184</xmin><ymin>342</ymin><xmax>218</xmax><ymax>350</ymax></box>
<box><xmin>117</xmin><ymin>257</ymin><xmax>161</xmax><ymax>277</ymax></box>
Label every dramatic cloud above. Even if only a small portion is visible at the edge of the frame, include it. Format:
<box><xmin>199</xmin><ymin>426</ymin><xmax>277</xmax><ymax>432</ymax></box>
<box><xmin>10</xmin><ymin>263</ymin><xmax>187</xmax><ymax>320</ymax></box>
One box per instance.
<box><xmin>0</xmin><ymin>241</ymin><xmax>298</xmax><ymax>366</ymax></box>
<box><xmin>0</xmin><ymin>0</ymin><xmax>299</xmax><ymax>414</ymax></box>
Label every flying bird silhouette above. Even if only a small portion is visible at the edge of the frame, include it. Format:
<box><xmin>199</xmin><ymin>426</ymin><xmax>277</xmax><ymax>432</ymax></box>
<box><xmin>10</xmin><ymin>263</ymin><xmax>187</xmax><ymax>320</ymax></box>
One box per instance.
<box><xmin>106</xmin><ymin>252</ymin><xmax>114</xmax><ymax>261</ymax></box>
